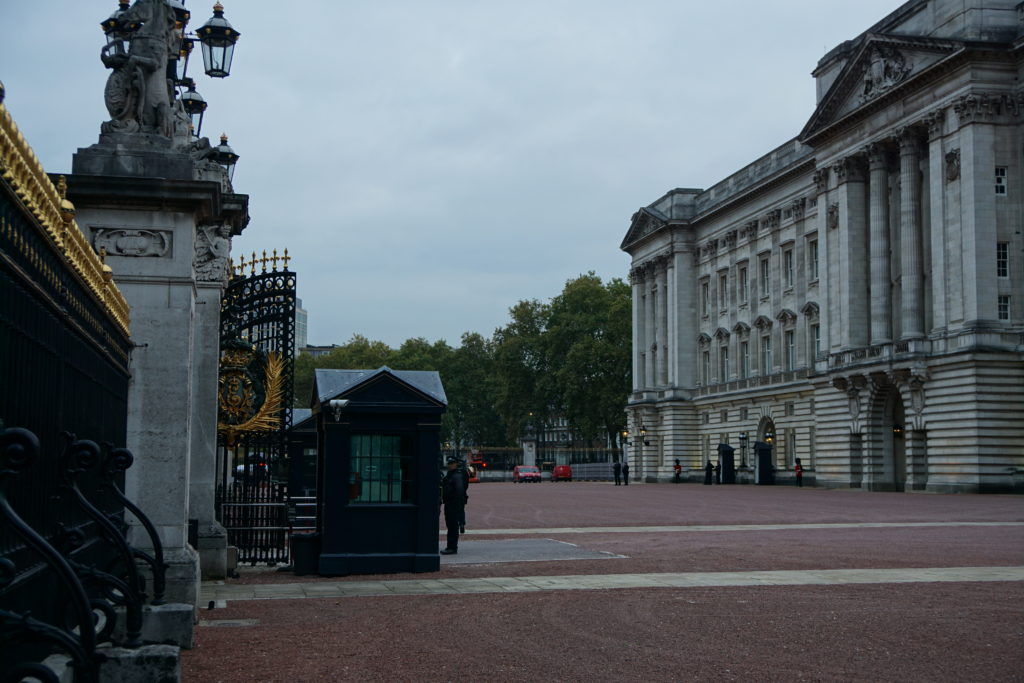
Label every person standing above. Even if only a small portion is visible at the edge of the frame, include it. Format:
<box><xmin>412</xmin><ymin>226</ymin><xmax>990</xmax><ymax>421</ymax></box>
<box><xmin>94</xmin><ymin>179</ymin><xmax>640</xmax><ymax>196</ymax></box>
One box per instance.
<box><xmin>613</xmin><ymin>460</ymin><xmax>622</xmax><ymax>485</ymax></box>
<box><xmin>673</xmin><ymin>458</ymin><xmax>682</xmax><ymax>483</ymax></box>
<box><xmin>795</xmin><ymin>458</ymin><xmax>803</xmax><ymax>488</ymax></box>
<box><xmin>704</xmin><ymin>460</ymin><xmax>713</xmax><ymax>485</ymax></box>
<box><xmin>440</xmin><ymin>456</ymin><xmax>467</xmax><ymax>555</ymax></box>
<box><xmin>622</xmin><ymin>460</ymin><xmax>630</xmax><ymax>485</ymax></box>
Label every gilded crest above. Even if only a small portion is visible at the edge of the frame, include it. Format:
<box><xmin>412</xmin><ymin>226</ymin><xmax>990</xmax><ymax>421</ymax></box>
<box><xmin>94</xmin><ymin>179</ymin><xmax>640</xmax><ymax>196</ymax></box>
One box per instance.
<box><xmin>217</xmin><ymin>338</ymin><xmax>284</xmax><ymax>447</ymax></box>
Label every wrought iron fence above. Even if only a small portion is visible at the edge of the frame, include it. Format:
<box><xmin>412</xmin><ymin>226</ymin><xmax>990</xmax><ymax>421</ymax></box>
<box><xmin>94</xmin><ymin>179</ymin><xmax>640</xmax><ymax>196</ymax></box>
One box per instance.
<box><xmin>215</xmin><ymin>255</ymin><xmax>297</xmax><ymax>564</ymax></box>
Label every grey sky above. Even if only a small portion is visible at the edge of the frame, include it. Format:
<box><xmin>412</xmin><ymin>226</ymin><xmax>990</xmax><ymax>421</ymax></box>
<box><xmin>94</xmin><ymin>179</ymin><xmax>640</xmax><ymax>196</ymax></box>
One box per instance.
<box><xmin>2</xmin><ymin>1</ymin><xmax>899</xmax><ymax>348</ymax></box>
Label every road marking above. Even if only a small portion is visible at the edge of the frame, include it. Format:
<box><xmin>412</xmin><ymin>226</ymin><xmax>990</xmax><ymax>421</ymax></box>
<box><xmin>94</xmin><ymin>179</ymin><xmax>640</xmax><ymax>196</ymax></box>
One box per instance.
<box><xmin>454</xmin><ymin>521</ymin><xmax>1024</xmax><ymax>536</ymax></box>
<box><xmin>201</xmin><ymin>566</ymin><xmax>1024</xmax><ymax>603</ymax></box>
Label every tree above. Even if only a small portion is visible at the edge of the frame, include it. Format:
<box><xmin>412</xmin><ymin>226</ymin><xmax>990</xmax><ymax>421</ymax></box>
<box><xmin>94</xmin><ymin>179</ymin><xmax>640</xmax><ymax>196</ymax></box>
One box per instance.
<box><xmin>547</xmin><ymin>274</ymin><xmax>631</xmax><ymax>445</ymax></box>
<box><xmin>492</xmin><ymin>299</ymin><xmax>552</xmax><ymax>442</ymax></box>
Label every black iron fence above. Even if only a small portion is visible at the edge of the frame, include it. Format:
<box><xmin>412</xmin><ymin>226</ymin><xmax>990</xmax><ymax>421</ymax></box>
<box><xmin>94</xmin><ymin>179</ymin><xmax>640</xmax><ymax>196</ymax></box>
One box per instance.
<box><xmin>1</xmin><ymin>429</ymin><xmax>169</xmax><ymax>681</ymax></box>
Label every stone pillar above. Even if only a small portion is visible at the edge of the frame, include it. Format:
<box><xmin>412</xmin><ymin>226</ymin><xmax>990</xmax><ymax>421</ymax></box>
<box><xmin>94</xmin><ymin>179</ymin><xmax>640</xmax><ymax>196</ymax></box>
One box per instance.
<box><xmin>867</xmin><ymin>143</ymin><xmax>892</xmax><ymax>345</ymax></box>
<box><xmin>644</xmin><ymin>273</ymin><xmax>656</xmax><ymax>390</ymax></box>
<box><xmin>898</xmin><ymin>128</ymin><xmax>926</xmax><ymax>339</ymax></box>
<box><xmin>190</xmin><ymin>239</ymin><xmax>231</xmax><ymax>580</ymax></box>
<box><xmin>656</xmin><ymin>259</ymin><xmax>669</xmax><ymax>387</ymax></box>
<box><xmin>65</xmin><ymin>174</ymin><xmax>248</xmax><ymax>605</ymax></box>
<box><xmin>630</xmin><ymin>268</ymin><xmax>645</xmax><ymax>392</ymax></box>
<box><xmin>833</xmin><ymin>155</ymin><xmax>870</xmax><ymax>348</ymax></box>
<box><xmin>953</xmin><ymin>96</ymin><xmax>998</xmax><ymax>326</ymax></box>
<box><xmin>926</xmin><ymin>110</ymin><xmax>949</xmax><ymax>334</ymax></box>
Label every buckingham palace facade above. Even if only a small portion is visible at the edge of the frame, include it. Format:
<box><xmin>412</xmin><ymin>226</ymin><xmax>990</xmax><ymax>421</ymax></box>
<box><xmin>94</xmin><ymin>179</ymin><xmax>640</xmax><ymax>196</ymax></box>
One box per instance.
<box><xmin>620</xmin><ymin>0</ymin><xmax>1023</xmax><ymax>492</ymax></box>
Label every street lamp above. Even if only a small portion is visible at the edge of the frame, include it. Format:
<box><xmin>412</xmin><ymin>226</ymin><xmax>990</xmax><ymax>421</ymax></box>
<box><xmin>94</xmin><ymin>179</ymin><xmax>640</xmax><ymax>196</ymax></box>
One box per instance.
<box><xmin>211</xmin><ymin>133</ymin><xmax>239</xmax><ymax>182</ymax></box>
<box><xmin>179</xmin><ymin>79</ymin><xmax>207</xmax><ymax>137</ymax></box>
<box><xmin>100</xmin><ymin>1</ymin><xmax>138</xmax><ymax>57</ymax></box>
<box><xmin>738</xmin><ymin>432</ymin><xmax>749</xmax><ymax>467</ymax></box>
<box><xmin>197</xmin><ymin>3</ymin><xmax>241</xmax><ymax>78</ymax></box>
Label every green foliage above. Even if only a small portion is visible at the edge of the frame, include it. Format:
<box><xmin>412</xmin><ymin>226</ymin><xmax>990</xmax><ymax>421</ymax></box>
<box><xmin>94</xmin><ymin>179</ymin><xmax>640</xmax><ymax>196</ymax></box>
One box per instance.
<box><xmin>293</xmin><ymin>272</ymin><xmax>630</xmax><ymax>449</ymax></box>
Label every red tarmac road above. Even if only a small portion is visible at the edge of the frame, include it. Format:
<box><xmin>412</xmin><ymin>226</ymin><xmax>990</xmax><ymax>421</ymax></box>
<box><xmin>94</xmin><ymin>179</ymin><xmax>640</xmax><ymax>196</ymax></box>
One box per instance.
<box><xmin>184</xmin><ymin>483</ymin><xmax>1024</xmax><ymax>682</ymax></box>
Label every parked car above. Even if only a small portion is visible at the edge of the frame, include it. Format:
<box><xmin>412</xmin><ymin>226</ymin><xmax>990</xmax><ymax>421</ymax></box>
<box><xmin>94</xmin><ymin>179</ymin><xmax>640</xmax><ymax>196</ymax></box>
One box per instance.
<box><xmin>551</xmin><ymin>464</ymin><xmax>573</xmax><ymax>482</ymax></box>
<box><xmin>512</xmin><ymin>465</ymin><xmax>542</xmax><ymax>483</ymax></box>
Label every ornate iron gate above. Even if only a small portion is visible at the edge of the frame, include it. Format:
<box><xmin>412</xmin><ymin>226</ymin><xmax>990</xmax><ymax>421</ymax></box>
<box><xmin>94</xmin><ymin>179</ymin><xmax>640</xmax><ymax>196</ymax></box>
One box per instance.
<box><xmin>215</xmin><ymin>252</ymin><xmax>296</xmax><ymax>564</ymax></box>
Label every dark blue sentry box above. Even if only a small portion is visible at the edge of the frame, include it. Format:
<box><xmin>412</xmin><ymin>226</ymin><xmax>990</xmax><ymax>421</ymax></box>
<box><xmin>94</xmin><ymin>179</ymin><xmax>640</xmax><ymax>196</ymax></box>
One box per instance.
<box><xmin>312</xmin><ymin>367</ymin><xmax>447</xmax><ymax>575</ymax></box>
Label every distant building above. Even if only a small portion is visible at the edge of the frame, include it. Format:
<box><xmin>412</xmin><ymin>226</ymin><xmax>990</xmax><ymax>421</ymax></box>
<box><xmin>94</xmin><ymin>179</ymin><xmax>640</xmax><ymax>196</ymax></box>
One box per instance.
<box><xmin>621</xmin><ymin>0</ymin><xmax>1023</xmax><ymax>493</ymax></box>
<box><xmin>295</xmin><ymin>297</ymin><xmax>308</xmax><ymax>355</ymax></box>
<box><xmin>301</xmin><ymin>344</ymin><xmax>339</xmax><ymax>358</ymax></box>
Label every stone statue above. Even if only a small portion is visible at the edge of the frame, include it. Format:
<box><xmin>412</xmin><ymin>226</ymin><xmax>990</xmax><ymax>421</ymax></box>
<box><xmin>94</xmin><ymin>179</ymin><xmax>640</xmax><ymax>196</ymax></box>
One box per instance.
<box><xmin>100</xmin><ymin>0</ymin><xmax>178</xmax><ymax>138</ymax></box>
<box><xmin>194</xmin><ymin>224</ymin><xmax>233</xmax><ymax>282</ymax></box>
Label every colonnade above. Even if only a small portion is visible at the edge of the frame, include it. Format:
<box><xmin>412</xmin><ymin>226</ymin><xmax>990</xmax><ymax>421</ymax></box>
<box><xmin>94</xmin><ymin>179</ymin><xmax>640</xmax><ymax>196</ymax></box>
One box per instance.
<box><xmin>827</xmin><ymin>123</ymin><xmax>930</xmax><ymax>348</ymax></box>
<box><xmin>630</xmin><ymin>254</ymin><xmax>671</xmax><ymax>393</ymax></box>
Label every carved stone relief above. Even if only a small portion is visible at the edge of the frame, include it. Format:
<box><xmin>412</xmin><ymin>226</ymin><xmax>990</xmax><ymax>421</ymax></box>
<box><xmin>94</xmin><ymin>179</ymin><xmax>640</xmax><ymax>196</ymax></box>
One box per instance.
<box><xmin>194</xmin><ymin>224</ymin><xmax>233</xmax><ymax>283</ymax></box>
<box><xmin>945</xmin><ymin>149</ymin><xmax>960</xmax><ymax>183</ymax></box>
<box><xmin>827</xmin><ymin>203</ymin><xmax>839</xmax><ymax>230</ymax></box>
<box><xmin>859</xmin><ymin>45</ymin><xmax>910</xmax><ymax>103</ymax></box>
<box><xmin>93</xmin><ymin>227</ymin><xmax>172</xmax><ymax>257</ymax></box>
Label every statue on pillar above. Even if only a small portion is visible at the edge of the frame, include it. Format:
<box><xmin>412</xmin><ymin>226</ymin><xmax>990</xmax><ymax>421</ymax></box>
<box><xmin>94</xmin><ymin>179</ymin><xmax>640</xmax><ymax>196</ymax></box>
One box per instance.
<box><xmin>100</xmin><ymin>0</ymin><xmax>178</xmax><ymax>138</ymax></box>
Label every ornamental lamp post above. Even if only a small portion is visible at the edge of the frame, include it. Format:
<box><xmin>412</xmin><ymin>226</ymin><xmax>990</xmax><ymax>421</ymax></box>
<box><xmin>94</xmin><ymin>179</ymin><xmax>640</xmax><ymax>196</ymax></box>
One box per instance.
<box><xmin>198</xmin><ymin>3</ymin><xmax>241</xmax><ymax>78</ymax></box>
<box><xmin>166</xmin><ymin>0</ymin><xmax>191</xmax><ymax>26</ymax></box>
<box><xmin>211</xmin><ymin>133</ymin><xmax>239</xmax><ymax>181</ymax></box>
<box><xmin>172</xmin><ymin>37</ymin><xmax>195</xmax><ymax>84</ymax></box>
<box><xmin>179</xmin><ymin>79</ymin><xmax>207</xmax><ymax>137</ymax></box>
<box><xmin>100</xmin><ymin>1</ymin><xmax>137</xmax><ymax>57</ymax></box>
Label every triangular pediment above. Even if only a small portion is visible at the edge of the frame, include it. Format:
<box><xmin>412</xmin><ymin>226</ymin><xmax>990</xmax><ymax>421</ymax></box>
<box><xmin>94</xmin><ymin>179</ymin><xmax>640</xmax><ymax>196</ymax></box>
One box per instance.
<box><xmin>620</xmin><ymin>207</ymin><xmax>668</xmax><ymax>251</ymax></box>
<box><xmin>801</xmin><ymin>34</ymin><xmax>964</xmax><ymax>142</ymax></box>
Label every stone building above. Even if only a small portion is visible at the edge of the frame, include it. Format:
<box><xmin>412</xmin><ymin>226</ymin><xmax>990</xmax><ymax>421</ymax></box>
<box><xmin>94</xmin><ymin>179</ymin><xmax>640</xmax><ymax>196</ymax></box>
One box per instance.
<box><xmin>620</xmin><ymin>0</ymin><xmax>1023</xmax><ymax>493</ymax></box>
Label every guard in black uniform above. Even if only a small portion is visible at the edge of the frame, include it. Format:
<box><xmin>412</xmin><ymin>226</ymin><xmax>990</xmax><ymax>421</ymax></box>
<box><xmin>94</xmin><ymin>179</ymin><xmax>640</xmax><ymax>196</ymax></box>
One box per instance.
<box><xmin>440</xmin><ymin>456</ymin><xmax>467</xmax><ymax>555</ymax></box>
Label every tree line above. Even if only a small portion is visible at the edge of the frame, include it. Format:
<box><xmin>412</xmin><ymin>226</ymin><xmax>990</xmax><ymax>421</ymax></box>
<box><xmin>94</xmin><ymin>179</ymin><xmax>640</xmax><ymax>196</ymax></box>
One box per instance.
<box><xmin>293</xmin><ymin>272</ymin><xmax>631</xmax><ymax>449</ymax></box>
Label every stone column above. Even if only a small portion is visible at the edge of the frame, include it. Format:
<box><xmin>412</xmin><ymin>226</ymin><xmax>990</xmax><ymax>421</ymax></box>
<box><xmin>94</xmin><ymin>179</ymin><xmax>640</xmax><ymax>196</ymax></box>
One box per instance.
<box><xmin>833</xmin><ymin>155</ymin><xmax>870</xmax><ymax>348</ymax></box>
<box><xmin>630</xmin><ymin>267</ymin><xmax>645</xmax><ymax>392</ymax></box>
<box><xmin>954</xmin><ymin>95</ymin><xmax>999</xmax><ymax>326</ymax></box>
<box><xmin>898</xmin><ymin>127</ymin><xmax>926</xmax><ymax>339</ymax></box>
<box><xmin>925</xmin><ymin>110</ymin><xmax>949</xmax><ymax>334</ymax></box>
<box><xmin>190</xmin><ymin>228</ymin><xmax>232</xmax><ymax>580</ymax></box>
<box><xmin>656</xmin><ymin>259</ymin><xmax>669</xmax><ymax>387</ymax></box>
<box><xmin>867</xmin><ymin>142</ymin><xmax>892</xmax><ymax>345</ymax></box>
<box><xmin>644</xmin><ymin>273</ymin><xmax>656</xmax><ymax>390</ymax></box>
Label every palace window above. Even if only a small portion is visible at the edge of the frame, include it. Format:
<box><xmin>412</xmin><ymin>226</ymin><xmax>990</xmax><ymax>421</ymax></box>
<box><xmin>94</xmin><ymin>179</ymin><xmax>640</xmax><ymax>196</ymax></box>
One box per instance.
<box><xmin>759</xmin><ymin>255</ymin><xmax>771</xmax><ymax>298</ymax></box>
<box><xmin>738</xmin><ymin>264</ymin><xmax>749</xmax><ymax>303</ymax></box>
<box><xmin>350</xmin><ymin>435</ymin><xmax>414</xmax><ymax>504</ymax></box>
<box><xmin>702</xmin><ymin>350</ymin><xmax>711</xmax><ymax>384</ymax></box>
<box><xmin>739</xmin><ymin>340</ymin><xmax>750</xmax><ymax>379</ymax></box>
<box><xmin>810</xmin><ymin>323</ymin><xmax>821</xmax><ymax>358</ymax></box>
<box><xmin>718</xmin><ymin>272</ymin><xmax>728</xmax><ymax>310</ymax></box>
<box><xmin>995</xmin><ymin>167</ymin><xmax>1007</xmax><ymax>195</ymax></box>
<box><xmin>719</xmin><ymin>343</ymin><xmax>729</xmax><ymax>381</ymax></box>
<box><xmin>760</xmin><ymin>335</ymin><xmax>772</xmax><ymax>375</ymax></box>
<box><xmin>998</xmin><ymin>295</ymin><xmax>1010</xmax><ymax>321</ymax></box>
<box><xmin>808</xmin><ymin>238</ymin><xmax>819</xmax><ymax>281</ymax></box>
<box><xmin>701</xmin><ymin>280</ymin><xmax>710</xmax><ymax>317</ymax></box>
<box><xmin>783</xmin><ymin>248</ymin><xmax>794</xmax><ymax>289</ymax></box>
<box><xmin>997</xmin><ymin>242</ymin><xmax>1009</xmax><ymax>278</ymax></box>
<box><xmin>784</xmin><ymin>330</ymin><xmax>796</xmax><ymax>371</ymax></box>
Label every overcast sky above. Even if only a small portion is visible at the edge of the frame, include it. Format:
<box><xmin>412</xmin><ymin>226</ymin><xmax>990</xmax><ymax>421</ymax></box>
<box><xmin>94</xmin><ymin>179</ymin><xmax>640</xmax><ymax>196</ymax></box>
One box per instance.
<box><xmin>2</xmin><ymin>1</ymin><xmax>899</xmax><ymax>348</ymax></box>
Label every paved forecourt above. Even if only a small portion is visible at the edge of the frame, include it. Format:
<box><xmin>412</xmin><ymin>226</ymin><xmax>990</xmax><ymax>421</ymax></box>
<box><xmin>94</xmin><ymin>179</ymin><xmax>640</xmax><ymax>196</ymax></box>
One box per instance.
<box><xmin>189</xmin><ymin>484</ymin><xmax>1024</xmax><ymax>682</ymax></box>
